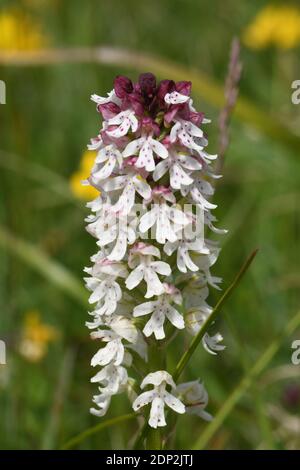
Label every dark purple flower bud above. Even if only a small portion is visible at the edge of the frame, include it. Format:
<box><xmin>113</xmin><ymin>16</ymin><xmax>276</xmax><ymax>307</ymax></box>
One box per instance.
<box><xmin>127</xmin><ymin>92</ymin><xmax>144</xmax><ymax>116</ymax></box>
<box><xmin>157</xmin><ymin>79</ymin><xmax>175</xmax><ymax>102</ymax></box>
<box><xmin>98</xmin><ymin>102</ymin><xmax>120</xmax><ymax>120</ymax></box>
<box><xmin>164</xmin><ymin>104</ymin><xmax>180</xmax><ymax>124</ymax></box>
<box><xmin>176</xmin><ymin>81</ymin><xmax>192</xmax><ymax>96</ymax></box>
<box><xmin>114</xmin><ymin>75</ymin><xmax>133</xmax><ymax>99</ymax></box>
<box><xmin>139</xmin><ymin>73</ymin><xmax>157</xmax><ymax>102</ymax></box>
<box><xmin>282</xmin><ymin>384</ymin><xmax>300</xmax><ymax>409</ymax></box>
<box><xmin>189</xmin><ymin>111</ymin><xmax>204</xmax><ymax>125</ymax></box>
<box><xmin>141</xmin><ymin>117</ymin><xmax>160</xmax><ymax>135</ymax></box>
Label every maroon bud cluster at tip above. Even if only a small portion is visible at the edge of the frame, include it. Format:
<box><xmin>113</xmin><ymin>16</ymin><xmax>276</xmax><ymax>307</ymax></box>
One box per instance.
<box><xmin>97</xmin><ymin>72</ymin><xmax>203</xmax><ymax>132</ymax></box>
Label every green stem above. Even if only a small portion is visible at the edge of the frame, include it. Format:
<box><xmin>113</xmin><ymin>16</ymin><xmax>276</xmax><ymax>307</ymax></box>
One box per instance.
<box><xmin>173</xmin><ymin>248</ymin><xmax>258</xmax><ymax>382</ymax></box>
<box><xmin>133</xmin><ymin>249</ymin><xmax>258</xmax><ymax>449</ymax></box>
<box><xmin>193</xmin><ymin>309</ymin><xmax>300</xmax><ymax>449</ymax></box>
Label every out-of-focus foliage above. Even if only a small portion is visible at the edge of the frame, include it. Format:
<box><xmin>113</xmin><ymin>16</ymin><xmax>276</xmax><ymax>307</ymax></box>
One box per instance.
<box><xmin>243</xmin><ymin>5</ymin><xmax>300</xmax><ymax>50</ymax></box>
<box><xmin>0</xmin><ymin>7</ymin><xmax>48</xmax><ymax>50</ymax></box>
<box><xmin>0</xmin><ymin>0</ymin><xmax>300</xmax><ymax>450</ymax></box>
<box><xmin>70</xmin><ymin>150</ymin><xmax>98</xmax><ymax>201</ymax></box>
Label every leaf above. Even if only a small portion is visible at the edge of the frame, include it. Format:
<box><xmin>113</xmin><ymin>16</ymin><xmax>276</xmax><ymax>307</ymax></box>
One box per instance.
<box><xmin>193</xmin><ymin>309</ymin><xmax>300</xmax><ymax>449</ymax></box>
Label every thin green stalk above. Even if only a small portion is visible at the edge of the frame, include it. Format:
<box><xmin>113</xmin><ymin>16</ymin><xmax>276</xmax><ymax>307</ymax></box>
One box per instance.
<box><xmin>145</xmin><ymin>340</ymin><xmax>166</xmax><ymax>449</ymax></box>
<box><xmin>61</xmin><ymin>413</ymin><xmax>136</xmax><ymax>450</ymax></box>
<box><xmin>0</xmin><ymin>226</ymin><xmax>87</xmax><ymax>307</ymax></box>
<box><xmin>173</xmin><ymin>248</ymin><xmax>258</xmax><ymax>382</ymax></box>
<box><xmin>133</xmin><ymin>249</ymin><xmax>258</xmax><ymax>449</ymax></box>
<box><xmin>193</xmin><ymin>309</ymin><xmax>300</xmax><ymax>449</ymax></box>
<box><xmin>253</xmin><ymin>385</ymin><xmax>276</xmax><ymax>450</ymax></box>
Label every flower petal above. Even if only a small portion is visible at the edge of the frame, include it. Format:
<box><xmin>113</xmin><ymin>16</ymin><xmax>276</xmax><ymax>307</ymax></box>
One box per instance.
<box><xmin>150</xmin><ymin>138</ymin><xmax>168</xmax><ymax>159</ymax></box>
<box><xmin>125</xmin><ymin>265</ymin><xmax>144</xmax><ymax>290</ymax></box>
<box><xmin>123</xmin><ymin>138</ymin><xmax>143</xmax><ymax>158</ymax></box>
<box><xmin>164</xmin><ymin>391</ymin><xmax>185</xmax><ymax>414</ymax></box>
<box><xmin>139</xmin><ymin>207</ymin><xmax>158</xmax><ymax>233</ymax></box>
<box><xmin>132</xmin><ymin>390</ymin><xmax>157</xmax><ymax>411</ymax></box>
<box><xmin>151</xmin><ymin>261</ymin><xmax>171</xmax><ymax>276</ymax></box>
<box><xmin>134</xmin><ymin>176</ymin><xmax>152</xmax><ymax>200</ymax></box>
<box><xmin>153</xmin><ymin>159</ymin><xmax>169</xmax><ymax>181</ymax></box>
<box><xmin>133</xmin><ymin>301</ymin><xmax>156</xmax><ymax>317</ymax></box>
<box><xmin>165</xmin><ymin>305</ymin><xmax>185</xmax><ymax>330</ymax></box>
<box><xmin>149</xmin><ymin>397</ymin><xmax>166</xmax><ymax>428</ymax></box>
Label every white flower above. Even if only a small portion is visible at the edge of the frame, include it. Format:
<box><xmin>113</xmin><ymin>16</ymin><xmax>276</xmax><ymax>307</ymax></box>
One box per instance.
<box><xmin>132</xmin><ymin>371</ymin><xmax>185</xmax><ymax>428</ymax></box>
<box><xmin>84</xmin><ymin>260</ymin><xmax>127</xmax><ymax>304</ymax></box>
<box><xmin>91</xmin><ymin>331</ymin><xmax>124</xmax><ymax>367</ymax></box>
<box><xmin>164</xmin><ymin>237</ymin><xmax>209</xmax><ymax>273</ymax></box>
<box><xmin>185</xmin><ymin>291</ymin><xmax>224</xmax><ymax>355</ymax></box>
<box><xmin>133</xmin><ymin>284</ymin><xmax>184</xmax><ymax>340</ymax></box>
<box><xmin>91</xmin><ymin>364</ymin><xmax>128</xmax><ymax>394</ymax></box>
<box><xmin>85</xmin><ymin>194</ymin><xmax>113</xmax><ymax>239</ymax></box>
<box><xmin>185</xmin><ymin>287</ymin><xmax>212</xmax><ymax>336</ymax></box>
<box><xmin>181</xmin><ymin>177</ymin><xmax>217</xmax><ymax>212</ymax></box>
<box><xmin>86</xmin><ymin>76</ymin><xmax>226</xmax><ymax>424</ymax></box>
<box><xmin>90</xmin><ymin>392</ymin><xmax>111</xmax><ymax>417</ymax></box>
<box><xmin>102</xmin><ymin>173</ymin><xmax>151</xmax><ymax>215</ymax></box>
<box><xmin>88</xmin><ymin>135</ymin><xmax>103</xmax><ymax>151</ymax></box>
<box><xmin>153</xmin><ymin>150</ymin><xmax>202</xmax><ymax>190</ymax></box>
<box><xmin>204</xmin><ymin>211</ymin><xmax>228</xmax><ymax>235</ymax></box>
<box><xmin>85</xmin><ymin>194</ymin><xmax>138</xmax><ymax>260</ymax></box>
<box><xmin>170</xmin><ymin>119</ymin><xmax>203</xmax><ymax>144</ymax></box>
<box><xmin>84</xmin><ymin>260</ymin><xmax>128</xmax><ymax>326</ymax></box>
<box><xmin>90</xmin><ymin>316</ymin><xmax>138</xmax><ymax>367</ymax></box>
<box><xmin>106</xmin><ymin>109</ymin><xmax>138</xmax><ymax>138</ymax></box>
<box><xmin>92</xmin><ymin>145</ymin><xmax>123</xmax><ymax>182</ymax></box>
<box><xmin>91</xmin><ymin>89</ymin><xmax>120</xmax><ymax>106</ymax></box>
<box><xmin>169</xmin><ymin>124</ymin><xmax>205</xmax><ymax>155</ymax></box>
<box><xmin>125</xmin><ymin>243</ymin><xmax>171</xmax><ymax>298</ymax></box>
<box><xmin>94</xmin><ymin>213</ymin><xmax>137</xmax><ymax>262</ymax></box>
<box><xmin>123</xmin><ymin>134</ymin><xmax>168</xmax><ymax>172</ymax></box>
<box><xmin>168</xmin><ymin>120</ymin><xmax>217</xmax><ymax>164</ymax></box>
<box><xmin>193</xmin><ymin>245</ymin><xmax>222</xmax><ymax>290</ymax></box>
<box><xmin>164</xmin><ymin>91</ymin><xmax>190</xmax><ymax>104</ymax></box>
<box><xmin>203</xmin><ymin>332</ymin><xmax>225</xmax><ymax>355</ymax></box>
<box><xmin>176</xmin><ymin>380</ymin><xmax>212</xmax><ymax>421</ymax></box>
<box><xmin>139</xmin><ymin>188</ymin><xmax>189</xmax><ymax>244</ymax></box>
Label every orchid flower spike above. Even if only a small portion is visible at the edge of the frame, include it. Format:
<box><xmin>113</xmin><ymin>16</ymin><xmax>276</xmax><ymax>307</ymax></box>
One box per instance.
<box><xmin>84</xmin><ymin>72</ymin><xmax>226</xmax><ymax>428</ymax></box>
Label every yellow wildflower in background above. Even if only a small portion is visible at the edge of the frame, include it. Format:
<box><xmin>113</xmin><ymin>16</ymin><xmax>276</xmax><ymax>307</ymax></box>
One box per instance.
<box><xmin>70</xmin><ymin>151</ymin><xmax>99</xmax><ymax>201</ymax></box>
<box><xmin>0</xmin><ymin>9</ymin><xmax>47</xmax><ymax>51</ymax></box>
<box><xmin>243</xmin><ymin>5</ymin><xmax>300</xmax><ymax>49</ymax></box>
<box><xmin>19</xmin><ymin>311</ymin><xmax>59</xmax><ymax>362</ymax></box>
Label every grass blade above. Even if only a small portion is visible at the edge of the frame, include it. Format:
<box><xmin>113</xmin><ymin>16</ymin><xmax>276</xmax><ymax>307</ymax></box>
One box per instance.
<box><xmin>193</xmin><ymin>309</ymin><xmax>300</xmax><ymax>449</ymax></box>
<box><xmin>61</xmin><ymin>413</ymin><xmax>136</xmax><ymax>450</ymax></box>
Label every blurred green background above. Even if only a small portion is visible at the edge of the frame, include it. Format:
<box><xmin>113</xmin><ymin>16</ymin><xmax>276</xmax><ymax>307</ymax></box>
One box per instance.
<box><xmin>0</xmin><ymin>0</ymin><xmax>300</xmax><ymax>450</ymax></box>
